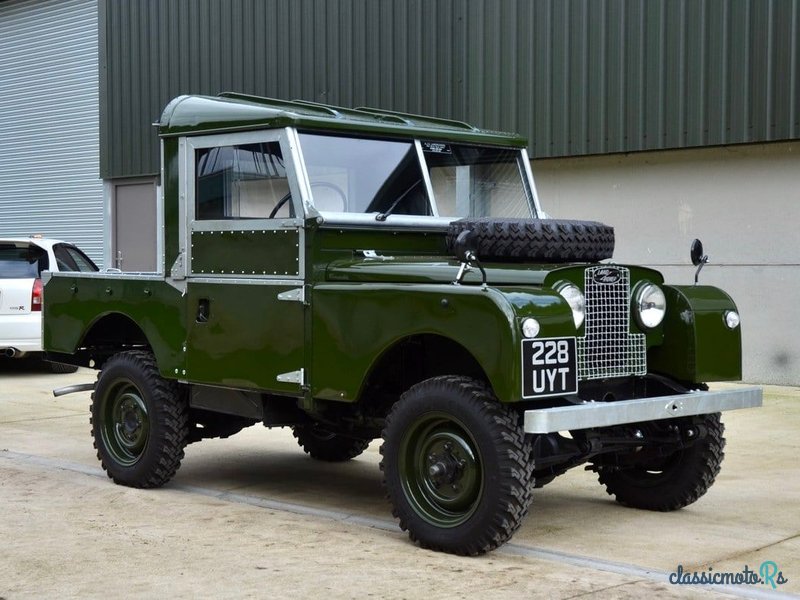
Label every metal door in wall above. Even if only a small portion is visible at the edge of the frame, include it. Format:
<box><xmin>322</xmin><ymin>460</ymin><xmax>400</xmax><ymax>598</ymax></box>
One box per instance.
<box><xmin>112</xmin><ymin>180</ymin><xmax>158</xmax><ymax>272</ymax></box>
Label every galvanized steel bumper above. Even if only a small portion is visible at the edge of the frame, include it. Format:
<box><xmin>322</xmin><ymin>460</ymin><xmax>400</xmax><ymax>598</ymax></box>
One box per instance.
<box><xmin>523</xmin><ymin>387</ymin><xmax>763</xmax><ymax>434</ymax></box>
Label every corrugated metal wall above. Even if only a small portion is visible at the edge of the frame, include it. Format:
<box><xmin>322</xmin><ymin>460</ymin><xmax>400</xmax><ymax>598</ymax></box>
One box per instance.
<box><xmin>0</xmin><ymin>0</ymin><xmax>103</xmax><ymax>263</ymax></box>
<box><xmin>101</xmin><ymin>0</ymin><xmax>800</xmax><ymax>179</ymax></box>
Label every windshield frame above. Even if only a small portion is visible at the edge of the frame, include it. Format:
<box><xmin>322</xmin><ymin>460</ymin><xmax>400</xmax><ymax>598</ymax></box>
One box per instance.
<box><xmin>293</xmin><ymin>129</ymin><xmax>540</xmax><ymax>227</ymax></box>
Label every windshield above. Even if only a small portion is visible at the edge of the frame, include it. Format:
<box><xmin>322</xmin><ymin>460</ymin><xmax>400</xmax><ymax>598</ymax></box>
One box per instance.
<box><xmin>297</xmin><ymin>133</ymin><xmax>534</xmax><ymax>220</ymax></box>
<box><xmin>422</xmin><ymin>142</ymin><xmax>533</xmax><ymax>219</ymax></box>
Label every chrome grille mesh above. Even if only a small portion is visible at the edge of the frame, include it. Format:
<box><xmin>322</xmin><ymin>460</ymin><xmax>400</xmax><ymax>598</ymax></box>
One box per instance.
<box><xmin>577</xmin><ymin>266</ymin><xmax>646</xmax><ymax>380</ymax></box>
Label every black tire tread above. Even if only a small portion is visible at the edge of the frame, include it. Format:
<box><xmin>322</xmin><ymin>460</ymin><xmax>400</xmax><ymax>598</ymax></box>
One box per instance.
<box><xmin>596</xmin><ymin>413</ymin><xmax>725</xmax><ymax>511</ymax></box>
<box><xmin>446</xmin><ymin>218</ymin><xmax>615</xmax><ymax>263</ymax></box>
<box><xmin>292</xmin><ymin>425</ymin><xmax>370</xmax><ymax>462</ymax></box>
<box><xmin>380</xmin><ymin>376</ymin><xmax>535</xmax><ymax>556</ymax></box>
<box><xmin>90</xmin><ymin>350</ymin><xmax>188</xmax><ymax>488</ymax></box>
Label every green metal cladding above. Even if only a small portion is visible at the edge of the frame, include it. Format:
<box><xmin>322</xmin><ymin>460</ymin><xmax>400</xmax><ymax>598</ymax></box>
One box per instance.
<box><xmin>100</xmin><ymin>0</ymin><xmax>800</xmax><ymax>179</ymax></box>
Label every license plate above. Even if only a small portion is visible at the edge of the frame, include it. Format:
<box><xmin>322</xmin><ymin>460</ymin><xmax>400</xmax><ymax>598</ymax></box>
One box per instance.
<box><xmin>521</xmin><ymin>337</ymin><xmax>578</xmax><ymax>398</ymax></box>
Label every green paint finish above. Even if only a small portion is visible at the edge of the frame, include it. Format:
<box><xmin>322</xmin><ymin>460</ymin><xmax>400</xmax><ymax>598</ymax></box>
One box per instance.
<box><xmin>648</xmin><ymin>285</ymin><xmax>742</xmax><ymax>383</ymax></box>
<box><xmin>159</xmin><ymin>95</ymin><xmax>527</xmax><ymax>148</ymax></box>
<box><xmin>43</xmin><ymin>276</ymin><xmax>187</xmax><ymax>377</ymax></box>
<box><xmin>185</xmin><ymin>281</ymin><xmax>304</xmax><ymax>394</ymax></box>
<box><xmin>191</xmin><ymin>229</ymin><xmax>300</xmax><ymax>277</ymax></box>
<box><xmin>310</xmin><ymin>283</ymin><xmax>574</xmax><ymax>404</ymax></box>
<box><xmin>47</xmin><ymin>93</ymin><xmax>746</xmax><ymax>421</ymax></box>
<box><xmin>162</xmin><ymin>138</ymin><xmax>181</xmax><ymax>271</ymax></box>
<box><xmin>326</xmin><ymin>256</ymin><xmax>557</xmax><ymax>286</ymax></box>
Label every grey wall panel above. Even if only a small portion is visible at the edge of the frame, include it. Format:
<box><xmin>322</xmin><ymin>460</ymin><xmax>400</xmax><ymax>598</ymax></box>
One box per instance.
<box><xmin>101</xmin><ymin>0</ymin><xmax>800</xmax><ymax>179</ymax></box>
<box><xmin>0</xmin><ymin>0</ymin><xmax>103</xmax><ymax>263</ymax></box>
<box><xmin>534</xmin><ymin>141</ymin><xmax>800</xmax><ymax>385</ymax></box>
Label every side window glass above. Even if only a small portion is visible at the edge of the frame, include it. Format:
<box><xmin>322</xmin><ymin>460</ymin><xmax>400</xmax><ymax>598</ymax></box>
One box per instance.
<box><xmin>195</xmin><ymin>142</ymin><xmax>292</xmax><ymax>220</ymax></box>
<box><xmin>54</xmin><ymin>244</ymin><xmax>98</xmax><ymax>272</ymax></box>
<box><xmin>53</xmin><ymin>244</ymin><xmax>79</xmax><ymax>271</ymax></box>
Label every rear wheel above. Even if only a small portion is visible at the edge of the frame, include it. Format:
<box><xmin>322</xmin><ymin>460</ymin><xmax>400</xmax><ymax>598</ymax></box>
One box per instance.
<box><xmin>292</xmin><ymin>424</ymin><xmax>370</xmax><ymax>462</ymax></box>
<box><xmin>594</xmin><ymin>413</ymin><xmax>725</xmax><ymax>511</ymax></box>
<box><xmin>91</xmin><ymin>350</ymin><xmax>188</xmax><ymax>488</ymax></box>
<box><xmin>380</xmin><ymin>376</ymin><xmax>534</xmax><ymax>555</ymax></box>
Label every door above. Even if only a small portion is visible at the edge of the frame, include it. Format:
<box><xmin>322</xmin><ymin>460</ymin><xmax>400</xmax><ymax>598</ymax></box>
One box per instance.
<box><xmin>182</xmin><ymin>130</ymin><xmax>308</xmax><ymax>394</ymax></box>
<box><xmin>113</xmin><ymin>180</ymin><xmax>158</xmax><ymax>271</ymax></box>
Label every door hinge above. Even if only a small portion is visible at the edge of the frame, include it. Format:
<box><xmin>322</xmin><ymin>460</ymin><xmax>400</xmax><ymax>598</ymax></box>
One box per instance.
<box><xmin>276</xmin><ymin>368</ymin><xmax>304</xmax><ymax>385</ymax></box>
<box><xmin>277</xmin><ymin>287</ymin><xmax>306</xmax><ymax>304</ymax></box>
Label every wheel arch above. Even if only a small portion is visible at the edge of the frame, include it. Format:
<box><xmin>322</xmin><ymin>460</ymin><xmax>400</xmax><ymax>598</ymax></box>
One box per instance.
<box><xmin>355</xmin><ymin>333</ymin><xmax>491</xmax><ymax>416</ymax></box>
<box><xmin>76</xmin><ymin>312</ymin><xmax>157</xmax><ymax>369</ymax></box>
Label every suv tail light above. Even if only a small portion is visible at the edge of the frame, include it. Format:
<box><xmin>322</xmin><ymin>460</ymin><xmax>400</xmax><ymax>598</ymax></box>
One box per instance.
<box><xmin>31</xmin><ymin>278</ymin><xmax>43</xmax><ymax>312</ymax></box>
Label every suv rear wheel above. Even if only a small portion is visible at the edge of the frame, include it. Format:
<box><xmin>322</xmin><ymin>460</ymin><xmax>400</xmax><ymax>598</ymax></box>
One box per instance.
<box><xmin>91</xmin><ymin>350</ymin><xmax>188</xmax><ymax>488</ymax></box>
<box><xmin>292</xmin><ymin>424</ymin><xmax>370</xmax><ymax>462</ymax></box>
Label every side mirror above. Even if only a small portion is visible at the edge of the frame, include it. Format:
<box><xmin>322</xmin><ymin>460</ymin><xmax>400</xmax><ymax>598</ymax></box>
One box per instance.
<box><xmin>690</xmin><ymin>238</ymin><xmax>709</xmax><ymax>284</ymax></box>
<box><xmin>454</xmin><ymin>229</ymin><xmax>478</xmax><ymax>263</ymax></box>
<box><xmin>690</xmin><ymin>239</ymin><xmax>705</xmax><ymax>266</ymax></box>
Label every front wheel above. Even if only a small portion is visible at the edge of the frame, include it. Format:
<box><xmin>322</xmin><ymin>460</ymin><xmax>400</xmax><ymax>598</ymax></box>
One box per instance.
<box><xmin>380</xmin><ymin>376</ymin><xmax>534</xmax><ymax>556</ymax></box>
<box><xmin>593</xmin><ymin>413</ymin><xmax>725</xmax><ymax>511</ymax></box>
<box><xmin>91</xmin><ymin>350</ymin><xmax>189</xmax><ymax>488</ymax></box>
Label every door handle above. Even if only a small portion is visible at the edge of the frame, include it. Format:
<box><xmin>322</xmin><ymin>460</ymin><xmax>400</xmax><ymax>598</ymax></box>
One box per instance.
<box><xmin>196</xmin><ymin>298</ymin><xmax>210</xmax><ymax>323</ymax></box>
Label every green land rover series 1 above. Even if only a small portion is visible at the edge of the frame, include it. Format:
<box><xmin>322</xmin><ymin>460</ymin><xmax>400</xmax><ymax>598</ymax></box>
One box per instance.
<box><xmin>44</xmin><ymin>93</ymin><xmax>762</xmax><ymax>555</ymax></box>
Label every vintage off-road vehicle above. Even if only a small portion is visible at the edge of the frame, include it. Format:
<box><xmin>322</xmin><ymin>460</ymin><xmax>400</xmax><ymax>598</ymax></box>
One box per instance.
<box><xmin>45</xmin><ymin>93</ymin><xmax>761</xmax><ymax>555</ymax></box>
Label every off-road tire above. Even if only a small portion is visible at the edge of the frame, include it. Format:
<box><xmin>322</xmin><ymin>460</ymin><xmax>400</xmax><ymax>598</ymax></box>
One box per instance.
<box><xmin>90</xmin><ymin>350</ymin><xmax>189</xmax><ymax>488</ymax></box>
<box><xmin>595</xmin><ymin>413</ymin><xmax>725</xmax><ymax>511</ymax></box>
<box><xmin>380</xmin><ymin>376</ymin><xmax>535</xmax><ymax>556</ymax></box>
<box><xmin>292</xmin><ymin>425</ymin><xmax>371</xmax><ymax>462</ymax></box>
<box><xmin>446</xmin><ymin>218</ymin><xmax>615</xmax><ymax>263</ymax></box>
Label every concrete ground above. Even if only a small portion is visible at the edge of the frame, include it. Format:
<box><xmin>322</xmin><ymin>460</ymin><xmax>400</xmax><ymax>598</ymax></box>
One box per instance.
<box><xmin>0</xmin><ymin>361</ymin><xmax>797</xmax><ymax>599</ymax></box>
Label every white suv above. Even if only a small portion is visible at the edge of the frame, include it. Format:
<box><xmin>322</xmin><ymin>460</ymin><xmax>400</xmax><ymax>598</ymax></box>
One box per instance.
<box><xmin>0</xmin><ymin>237</ymin><xmax>97</xmax><ymax>372</ymax></box>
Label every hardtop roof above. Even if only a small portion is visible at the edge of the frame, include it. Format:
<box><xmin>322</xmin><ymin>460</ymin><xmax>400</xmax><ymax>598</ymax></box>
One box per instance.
<box><xmin>157</xmin><ymin>93</ymin><xmax>528</xmax><ymax>147</ymax></box>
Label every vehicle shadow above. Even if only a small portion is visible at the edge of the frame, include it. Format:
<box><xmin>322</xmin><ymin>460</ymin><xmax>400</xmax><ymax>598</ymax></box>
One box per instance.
<box><xmin>0</xmin><ymin>356</ymin><xmax>70</xmax><ymax>375</ymax></box>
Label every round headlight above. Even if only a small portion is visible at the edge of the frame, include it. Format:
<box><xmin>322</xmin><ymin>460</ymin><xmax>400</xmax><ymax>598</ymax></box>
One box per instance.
<box><xmin>555</xmin><ymin>282</ymin><xmax>585</xmax><ymax>329</ymax></box>
<box><xmin>634</xmin><ymin>282</ymin><xmax>666</xmax><ymax>329</ymax></box>
<box><xmin>724</xmin><ymin>310</ymin><xmax>740</xmax><ymax>329</ymax></box>
<box><xmin>521</xmin><ymin>318</ymin><xmax>541</xmax><ymax>338</ymax></box>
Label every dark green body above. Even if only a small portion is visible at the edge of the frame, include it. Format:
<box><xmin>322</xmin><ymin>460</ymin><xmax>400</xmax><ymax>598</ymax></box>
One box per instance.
<box><xmin>43</xmin><ymin>94</ymin><xmax>742</xmax><ymax>417</ymax></box>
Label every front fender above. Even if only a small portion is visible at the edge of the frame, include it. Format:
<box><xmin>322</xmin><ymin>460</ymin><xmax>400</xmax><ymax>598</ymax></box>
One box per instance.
<box><xmin>310</xmin><ymin>283</ymin><xmax>575</xmax><ymax>403</ymax></box>
<box><xmin>647</xmin><ymin>285</ymin><xmax>742</xmax><ymax>383</ymax></box>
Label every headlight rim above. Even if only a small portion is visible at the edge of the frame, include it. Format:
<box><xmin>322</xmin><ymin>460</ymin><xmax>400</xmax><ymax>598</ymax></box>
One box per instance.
<box><xmin>632</xmin><ymin>281</ymin><xmax>667</xmax><ymax>330</ymax></box>
<box><xmin>554</xmin><ymin>280</ymin><xmax>586</xmax><ymax>329</ymax></box>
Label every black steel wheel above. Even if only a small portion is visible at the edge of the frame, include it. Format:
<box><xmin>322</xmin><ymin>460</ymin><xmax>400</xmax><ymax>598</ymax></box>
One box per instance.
<box><xmin>594</xmin><ymin>413</ymin><xmax>725</xmax><ymax>511</ymax></box>
<box><xmin>292</xmin><ymin>424</ymin><xmax>370</xmax><ymax>462</ymax></box>
<box><xmin>380</xmin><ymin>376</ymin><xmax>534</xmax><ymax>555</ymax></box>
<box><xmin>91</xmin><ymin>350</ymin><xmax>188</xmax><ymax>488</ymax></box>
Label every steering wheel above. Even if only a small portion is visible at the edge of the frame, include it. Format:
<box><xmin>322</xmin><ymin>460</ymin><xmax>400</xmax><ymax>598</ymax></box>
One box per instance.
<box><xmin>268</xmin><ymin>192</ymin><xmax>295</xmax><ymax>219</ymax></box>
<box><xmin>268</xmin><ymin>182</ymin><xmax>347</xmax><ymax>218</ymax></box>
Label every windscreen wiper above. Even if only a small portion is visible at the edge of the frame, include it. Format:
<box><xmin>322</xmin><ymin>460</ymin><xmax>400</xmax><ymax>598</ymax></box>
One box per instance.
<box><xmin>375</xmin><ymin>180</ymin><xmax>423</xmax><ymax>221</ymax></box>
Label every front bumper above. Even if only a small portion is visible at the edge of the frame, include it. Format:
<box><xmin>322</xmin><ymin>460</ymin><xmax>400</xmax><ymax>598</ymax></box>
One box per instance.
<box><xmin>524</xmin><ymin>387</ymin><xmax>762</xmax><ymax>434</ymax></box>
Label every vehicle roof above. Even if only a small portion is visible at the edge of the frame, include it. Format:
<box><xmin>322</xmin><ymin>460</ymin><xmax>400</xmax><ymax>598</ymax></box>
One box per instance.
<box><xmin>0</xmin><ymin>237</ymin><xmax>66</xmax><ymax>250</ymax></box>
<box><xmin>157</xmin><ymin>93</ymin><xmax>528</xmax><ymax>148</ymax></box>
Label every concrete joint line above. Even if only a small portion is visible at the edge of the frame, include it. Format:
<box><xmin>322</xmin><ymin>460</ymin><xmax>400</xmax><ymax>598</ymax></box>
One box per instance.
<box><xmin>1</xmin><ymin>450</ymin><xmax>796</xmax><ymax>600</ymax></box>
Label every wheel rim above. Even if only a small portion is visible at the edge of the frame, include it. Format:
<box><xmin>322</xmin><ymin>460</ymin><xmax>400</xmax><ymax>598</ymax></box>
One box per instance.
<box><xmin>399</xmin><ymin>411</ymin><xmax>483</xmax><ymax>528</ymax></box>
<box><xmin>99</xmin><ymin>379</ymin><xmax>150</xmax><ymax>466</ymax></box>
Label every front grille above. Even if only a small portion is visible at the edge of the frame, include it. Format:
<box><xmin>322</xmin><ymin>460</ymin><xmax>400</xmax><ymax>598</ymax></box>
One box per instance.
<box><xmin>576</xmin><ymin>266</ymin><xmax>646</xmax><ymax>380</ymax></box>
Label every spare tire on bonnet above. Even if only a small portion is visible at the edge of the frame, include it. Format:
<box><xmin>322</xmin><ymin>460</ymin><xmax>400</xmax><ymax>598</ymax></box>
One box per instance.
<box><xmin>445</xmin><ymin>218</ymin><xmax>615</xmax><ymax>263</ymax></box>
